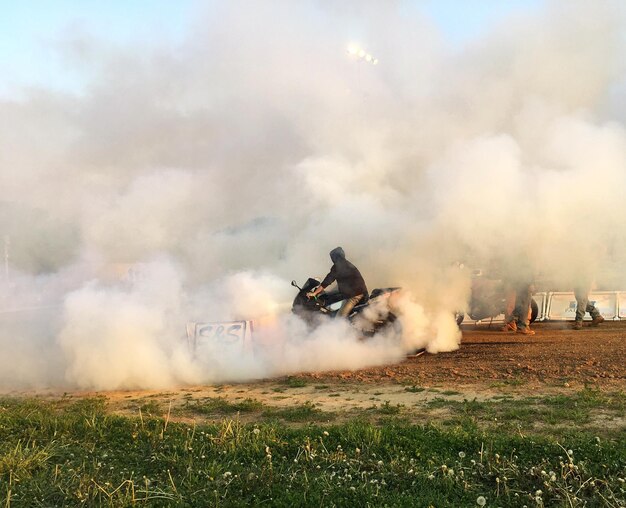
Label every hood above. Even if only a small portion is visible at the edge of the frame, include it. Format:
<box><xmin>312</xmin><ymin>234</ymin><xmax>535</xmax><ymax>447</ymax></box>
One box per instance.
<box><xmin>329</xmin><ymin>247</ymin><xmax>345</xmax><ymax>263</ymax></box>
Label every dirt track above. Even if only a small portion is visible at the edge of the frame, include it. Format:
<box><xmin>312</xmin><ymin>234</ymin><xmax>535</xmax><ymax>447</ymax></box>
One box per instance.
<box><xmin>310</xmin><ymin>320</ymin><xmax>626</xmax><ymax>388</ymax></box>
<box><xmin>5</xmin><ymin>321</ymin><xmax>623</xmax><ymax>423</ymax></box>
<box><xmin>56</xmin><ymin>320</ymin><xmax>623</xmax><ymax>423</ymax></box>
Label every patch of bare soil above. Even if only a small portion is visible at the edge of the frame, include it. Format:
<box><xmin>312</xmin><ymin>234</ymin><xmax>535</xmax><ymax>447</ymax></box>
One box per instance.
<box><xmin>310</xmin><ymin>320</ymin><xmax>626</xmax><ymax>387</ymax></box>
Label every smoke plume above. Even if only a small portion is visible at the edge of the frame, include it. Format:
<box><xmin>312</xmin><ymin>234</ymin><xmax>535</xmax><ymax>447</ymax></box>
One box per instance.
<box><xmin>1</xmin><ymin>0</ymin><xmax>625</xmax><ymax>389</ymax></box>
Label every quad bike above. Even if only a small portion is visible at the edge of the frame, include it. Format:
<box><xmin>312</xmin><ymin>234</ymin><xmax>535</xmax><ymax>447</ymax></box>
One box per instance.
<box><xmin>290</xmin><ymin>278</ymin><xmax>402</xmax><ymax>338</ymax></box>
<box><xmin>455</xmin><ymin>274</ymin><xmax>539</xmax><ymax>326</ymax></box>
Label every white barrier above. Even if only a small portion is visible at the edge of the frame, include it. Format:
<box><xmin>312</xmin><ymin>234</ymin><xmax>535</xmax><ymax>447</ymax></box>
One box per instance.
<box><xmin>461</xmin><ymin>292</ymin><xmax>547</xmax><ymax>325</ymax></box>
<box><xmin>186</xmin><ymin>320</ymin><xmax>254</xmax><ymax>354</ymax></box>
<box><xmin>459</xmin><ymin>291</ymin><xmax>626</xmax><ymax>324</ymax></box>
<box><xmin>617</xmin><ymin>292</ymin><xmax>626</xmax><ymax>319</ymax></box>
<box><xmin>545</xmin><ymin>291</ymin><xmax>618</xmax><ymax>321</ymax></box>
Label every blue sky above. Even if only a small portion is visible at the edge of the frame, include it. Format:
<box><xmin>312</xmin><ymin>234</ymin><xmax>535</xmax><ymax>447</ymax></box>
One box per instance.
<box><xmin>0</xmin><ymin>0</ymin><xmax>542</xmax><ymax>96</ymax></box>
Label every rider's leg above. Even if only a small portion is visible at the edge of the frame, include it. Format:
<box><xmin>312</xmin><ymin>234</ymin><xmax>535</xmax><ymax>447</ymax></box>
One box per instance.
<box><xmin>337</xmin><ymin>295</ymin><xmax>364</xmax><ymax>318</ymax></box>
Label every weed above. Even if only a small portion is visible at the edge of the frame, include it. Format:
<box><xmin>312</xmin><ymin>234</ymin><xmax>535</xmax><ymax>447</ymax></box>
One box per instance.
<box><xmin>370</xmin><ymin>401</ymin><xmax>403</xmax><ymax>415</ymax></box>
<box><xmin>404</xmin><ymin>385</ymin><xmax>425</xmax><ymax>393</ymax></box>
<box><xmin>264</xmin><ymin>402</ymin><xmax>335</xmax><ymax>422</ymax></box>
<box><xmin>283</xmin><ymin>377</ymin><xmax>308</xmax><ymax>388</ymax></box>
<box><xmin>441</xmin><ymin>390</ymin><xmax>461</xmax><ymax>396</ymax></box>
<box><xmin>181</xmin><ymin>397</ymin><xmax>265</xmax><ymax>416</ymax></box>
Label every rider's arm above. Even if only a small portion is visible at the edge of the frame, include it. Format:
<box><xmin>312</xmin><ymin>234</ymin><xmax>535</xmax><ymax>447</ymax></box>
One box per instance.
<box><xmin>307</xmin><ymin>266</ymin><xmax>336</xmax><ymax>298</ymax></box>
<box><xmin>308</xmin><ymin>285</ymin><xmax>325</xmax><ymax>297</ymax></box>
<box><xmin>319</xmin><ymin>266</ymin><xmax>336</xmax><ymax>289</ymax></box>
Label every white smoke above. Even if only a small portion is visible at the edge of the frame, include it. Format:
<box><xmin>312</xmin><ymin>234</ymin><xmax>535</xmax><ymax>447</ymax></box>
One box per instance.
<box><xmin>1</xmin><ymin>0</ymin><xmax>625</xmax><ymax>389</ymax></box>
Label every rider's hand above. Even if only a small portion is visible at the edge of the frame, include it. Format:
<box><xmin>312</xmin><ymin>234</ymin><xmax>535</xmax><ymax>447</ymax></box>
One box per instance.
<box><xmin>306</xmin><ymin>291</ymin><xmax>316</xmax><ymax>299</ymax></box>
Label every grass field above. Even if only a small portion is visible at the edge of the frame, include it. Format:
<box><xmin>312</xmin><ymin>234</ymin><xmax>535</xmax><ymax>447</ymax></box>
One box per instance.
<box><xmin>1</xmin><ymin>390</ymin><xmax>624</xmax><ymax>507</ymax></box>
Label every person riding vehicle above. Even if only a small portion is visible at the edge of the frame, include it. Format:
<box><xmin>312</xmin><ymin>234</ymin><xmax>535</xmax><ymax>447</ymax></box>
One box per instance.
<box><xmin>306</xmin><ymin>247</ymin><xmax>368</xmax><ymax>318</ymax></box>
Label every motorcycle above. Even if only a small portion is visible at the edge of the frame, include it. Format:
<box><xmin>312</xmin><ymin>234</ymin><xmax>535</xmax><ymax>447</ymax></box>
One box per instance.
<box><xmin>290</xmin><ymin>278</ymin><xmax>402</xmax><ymax>338</ymax></box>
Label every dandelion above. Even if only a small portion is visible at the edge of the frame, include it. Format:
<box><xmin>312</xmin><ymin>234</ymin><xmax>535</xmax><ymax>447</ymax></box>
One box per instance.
<box><xmin>459</xmin><ymin>451</ymin><xmax>466</xmax><ymax>459</ymax></box>
<box><xmin>535</xmin><ymin>490</ymin><xmax>542</xmax><ymax>496</ymax></box>
<box><xmin>476</xmin><ymin>495</ymin><xmax>487</xmax><ymax>506</ymax></box>
<box><xmin>253</xmin><ymin>428</ymin><xmax>260</xmax><ymax>435</ymax></box>
<box><xmin>428</xmin><ymin>474</ymin><xmax>435</xmax><ymax>480</ymax></box>
<box><xmin>355</xmin><ymin>448</ymin><xmax>361</xmax><ymax>454</ymax></box>
<box><xmin>377</xmin><ymin>460</ymin><xmax>383</xmax><ymax>466</ymax></box>
<box><xmin>567</xmin><ymin>449</ymin><xmax>573</xmax><ymax>456</ymax></box>
<box><xmin>323</xmin><ymin>431</ymin><xmax>329</xmax><ymax>437</ymax></box>
<box><xmin>448</xmin><ymin>468</ymin><xmax>455</xmax><ymax>476</ymax></box>
<box><xmin>223</xmin><ymin>472</ymin><xmax>232</xmax><ymax>478</ymax></box>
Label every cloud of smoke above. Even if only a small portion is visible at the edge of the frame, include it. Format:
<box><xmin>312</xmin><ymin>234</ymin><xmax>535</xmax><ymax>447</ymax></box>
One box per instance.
<box><xmin>0</xmin><ymin>0</ymin><xmax>625</xmax><ymax>390</ymax></box>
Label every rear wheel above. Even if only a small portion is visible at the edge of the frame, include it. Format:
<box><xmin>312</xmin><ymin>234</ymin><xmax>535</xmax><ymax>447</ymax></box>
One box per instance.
<box><xmin>362</xmin><ymin>312</ymin><xmax>402</xmax><ymax>338</ymax></box>
<box><xmin>455</xmin><ymin>312</ymin><xmax>465</xmax><ymax>326</ymax></box>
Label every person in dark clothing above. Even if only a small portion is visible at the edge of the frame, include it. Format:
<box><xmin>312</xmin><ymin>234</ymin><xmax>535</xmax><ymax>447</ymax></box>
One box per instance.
<box><xmin>307</xmin><ymin>247</ymin><xmax>368</xmax><ymax>318</ymax></box>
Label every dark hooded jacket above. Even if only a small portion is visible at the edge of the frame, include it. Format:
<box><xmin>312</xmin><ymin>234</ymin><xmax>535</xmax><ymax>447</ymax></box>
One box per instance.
<box><xmin>320</xmin><ymin>247</ymin><xmax>368</xmax><ymax>299</ymax></box>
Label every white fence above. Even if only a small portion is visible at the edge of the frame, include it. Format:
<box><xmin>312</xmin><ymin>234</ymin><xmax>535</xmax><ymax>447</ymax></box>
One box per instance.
<box><xmin>464</xmin><ymin>291</ymin><xmax>624</xmax><ymax>325</ymax></box>
<box><xmin>545</xmin><ymin>291</ymin><xmax>618</xmax><ymax>321</ymax></box>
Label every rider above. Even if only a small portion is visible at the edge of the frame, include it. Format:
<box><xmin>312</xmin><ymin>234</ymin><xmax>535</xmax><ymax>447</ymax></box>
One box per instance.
<box><xmin>307</xmin><ymin>247</ymin><xmax>369</xmax><ymax>318</ymax></box>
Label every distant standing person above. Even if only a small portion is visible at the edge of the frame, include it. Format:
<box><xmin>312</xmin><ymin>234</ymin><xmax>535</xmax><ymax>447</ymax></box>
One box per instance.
<box><xmin>572</xmin><ymin>286</ymin><xmax>604</xmax><ymax>330</ymax></box>
<box><xmin>307</xmin><ymin>247</ymin><xmax>368</xmax><ymax>318</ymax></box>
<box><xmin>497</xmin><ymin>254</ymin><xmax>535</xmax><ymax>336</ymax></box>
<box><xmin>501</xmin><ymin>282</ymin><xmax>535</xmax><ymax>335</ymax></box>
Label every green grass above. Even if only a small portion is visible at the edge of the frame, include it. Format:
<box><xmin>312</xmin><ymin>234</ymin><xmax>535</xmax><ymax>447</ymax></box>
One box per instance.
<box><xmin>404</xmin><ymin>385</ymin><xmax>426</xmax><ymax>393</ymax></box>
<box><xmin>370</xmin><ymin>401</ymin><xmax>404</xmax><ymax>415</ymax></box>
<box><xmin>263</xmin><ymin>401</ymin><xmax>335</xmax><ymax>422</ymax></box>
<box><xmin>0</xmin><ymin>394</ymin><xmax>624</xmax><ymax>507</ymax></box>
<box><xmin>136</xmin><ymin>400</ymin><xmax>162</xmax><ymax>415</ymax></box>
<box><xmin>282</xmin><ymin>377</ymin><xmax>308</xmax><ymax>388</ymax></box>
<box><xmin>179</xmin><ymin>397</ymin><xmax>266</xmax><ymax>416</ymax></box>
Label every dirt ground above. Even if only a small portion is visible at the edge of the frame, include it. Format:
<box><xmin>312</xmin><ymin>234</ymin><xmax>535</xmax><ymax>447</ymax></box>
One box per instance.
<box><xmin>315</xmin><ymin>319</ymin><xmax>626</xmax><ymax>386</ymax></box>
<box><xmin>32</xmin><ymin>320</ymin><xmax>621</xmax><ymax>423</ymax></box>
